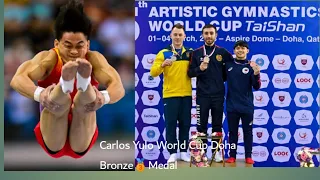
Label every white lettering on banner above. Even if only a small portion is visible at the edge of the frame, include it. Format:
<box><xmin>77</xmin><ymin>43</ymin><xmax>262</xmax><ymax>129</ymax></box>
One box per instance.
<box><xmin>306</xmin><ymin>36</ymin><xmax>320</xmax><ymax>42</ymax></box>
<box><xmin>246</xmin><ymin>21</ymin><xmax>305</xmax><ymax>32</ymax></box>
<box><xmin>149</xmin><ymin>20</ymin><xmax>306</xmax><ymax>33</ymax></box>
<box><xmin>148</xmin><ymin>6</ymin><xmax>320</xmax><ymax>18</ymax></box>
<box><xmin>149</xmin><ymin>6</ymin><xmax>218</xmax><ymax>18</ymax></box>
<box><xmin>283</xmin><ymin>35</ymin><xmax>304</xmax><ymax>42</ymax></box>
<box><xmin>149</xmin><ymin>20</ymin><xmax>242</xmax><ymax>32</ymax></box>
<box><xmin>146</xmin><ymin>5</ymin><xmax>319</xmax><ymax>32</ymax></box>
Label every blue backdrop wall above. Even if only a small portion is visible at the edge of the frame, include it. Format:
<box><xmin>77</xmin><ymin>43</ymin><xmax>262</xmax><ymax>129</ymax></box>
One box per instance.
<box><xmin>135</xmin><ymin>1</ymin><xmax>320</xmax><ymax>167</ymax></box>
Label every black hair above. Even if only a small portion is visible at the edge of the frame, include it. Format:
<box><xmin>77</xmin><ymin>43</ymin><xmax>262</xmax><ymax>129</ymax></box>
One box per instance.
<box><xmin>172</xmin><ymin>23</ymin><xmax>185</xmax><ymax>31</ymax></box>
<box><xmin>202</xmin><ymin>24</ymin><xmax>217</xmax><ymax>34</ymax></box>
<box><xmin>234</xmin><ymin>40</ymin><xmax>249</xmax><ymax>49</ymax></box>
<box><xmin>54</xmin><ymin>0</ymin><xmax>92</xmax><ymax>40</ymax></box>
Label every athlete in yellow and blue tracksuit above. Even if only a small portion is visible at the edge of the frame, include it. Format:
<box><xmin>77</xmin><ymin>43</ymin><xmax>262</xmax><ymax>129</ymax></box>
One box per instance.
<box><xmin>150</xmin><ymin>44</ymin><xmax>193</xmax><ymax>156</ymax></box>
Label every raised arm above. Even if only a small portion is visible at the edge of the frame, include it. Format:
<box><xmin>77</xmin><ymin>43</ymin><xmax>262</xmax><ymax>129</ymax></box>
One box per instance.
<box><xmin>88</xmin><ymin>51</ymin><xmax>125</xmax><ymax>104</ymax></box>
<box><xmin>10</xmin><ymin>50</ymin><xmax>56</xmax><ymax>99</ymax></box>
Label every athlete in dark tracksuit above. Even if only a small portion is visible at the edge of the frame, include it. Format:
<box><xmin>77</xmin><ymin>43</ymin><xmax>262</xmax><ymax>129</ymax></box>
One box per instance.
<box><xmin>225</xmin><ymin>40</ymin><xmax>261</xmax><ymax>164</ymax></box>
<box><xmin>187</xmin><ymin>44</ymin><xmax>233</xmax><ymax>150</ymax></box>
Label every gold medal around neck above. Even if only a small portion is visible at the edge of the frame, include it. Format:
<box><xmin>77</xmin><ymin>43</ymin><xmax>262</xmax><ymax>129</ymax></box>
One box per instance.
<box><xmin>203</xmin><ymin>56</ymin><xmax>210</xmax><ymax>63</ymax></box>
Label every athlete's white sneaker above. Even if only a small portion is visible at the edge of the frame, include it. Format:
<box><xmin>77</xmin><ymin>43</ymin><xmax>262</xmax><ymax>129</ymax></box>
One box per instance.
<box><xmin>214</xmin><ymin>151</ymin><xmax>223</xmax><ymax>163</ymax></box>
<box><xmin>167</xmin><ymin>153</ymin><xmax>178</xmax><ymax>163</ymax></box>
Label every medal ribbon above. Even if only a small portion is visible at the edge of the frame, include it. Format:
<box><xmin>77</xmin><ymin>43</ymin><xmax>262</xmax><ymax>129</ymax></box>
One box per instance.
<box><xmin>203</xmin><ymin>45</ymin><xmax>216</xmax><ymax>58</ymax></box>
<box><xmin>171</xmin><ymin>44</ymin><xmax>182</xmax><ymax>57</ymax></box>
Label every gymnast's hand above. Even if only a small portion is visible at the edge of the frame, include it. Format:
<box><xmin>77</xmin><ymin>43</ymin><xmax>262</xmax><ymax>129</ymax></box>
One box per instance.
<box><xmin>84</xmin><ymin>86</ymin><xmax>105</xmax><ymax>112</ymax></box>
<box><xmin>40</xmin><ymin>84</ymin><xmax>62</xmax><ymax>112</ymax></box>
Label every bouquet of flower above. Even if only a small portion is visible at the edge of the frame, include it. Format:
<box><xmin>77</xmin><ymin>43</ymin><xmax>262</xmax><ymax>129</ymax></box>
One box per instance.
<box><xmin>296</xmin><ymin>147</ymin><xmax>319</xmax><ymax>167</ymax></box>
<box><xmin>189</xmin><ymin>131</ymin><xmax>209</xmax><ymax>167</ymax></box>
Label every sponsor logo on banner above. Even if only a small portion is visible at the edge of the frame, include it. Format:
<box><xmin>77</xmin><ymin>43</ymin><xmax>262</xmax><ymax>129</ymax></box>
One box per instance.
<box><xmin>317</xmin><ymin>75</ymin><xmax>320</xmax><ymax>88</ymax></box>
<box><xmin>141</xmin><ymin>126</ymin><xmax>160</xmax><ymax>142</ymax></box>
<box><xmin>252</xmin><ymin>146</ymin><xmax>269</xmax><ymax>162</ymax></box>
<box><xmin>141</xmin><ymin>144</ymin><xmax>160</xmax><ymax>160</ymax></box>
<box><xmin>294</xmin><ymin>91</ymin><xmax>314</xmax><ymax>107</ymax></box>
<box><xmin>142</xmin><ymin>54</ymin><xmax>156</xmax><ymax>70</ymax></box>
<box><xmin>135</xmin><ymin>55</ymin><xmax>139</xmax><ymax>69</ymax></box>
<box><xmin>294</xmin><ymin>73</ymin><xmax>314</xmax><ymax>89</ymax></box>
<box><xmin>272</xmin><ymin>109</ymin><xmax>291</xmax><ymax>126</ymax></box>
<box><xmin>317</xmin><ymin>112</ymin><xmax>320</xmax><ymax>125</ymax></box>
<box><xmin>272</xmin><ymin>54</ymin><xmax>292</xmax><ymax>71</ymax></box>
<box><xmin>317</xmin><ymin>56</ymin><xmax>320</xmax><ymax>70</ymax></box>
<box><xmin>141</xmin><ymin>90</ymin><xmax>160</xmax><ymax>106</ymax></box>
<box><xmin>236</xmin><ymin>145</ymin><xmax>245</xmax><ymax>159</ymax></box>
<box><xmin>135</xmin><ymin>21</ymin><xmax>140</xmax><ymax>40</ymax></box>
<box><xmin>135</xmin><ymin>109</ymin><xmax>139</xmax><ymax>123</ymax></box>
<box><xmin>141</xmin><ymin>108</ymin><xmax>160</xmax><ymax>124</ymax></box>
<box><xmin>253</xmin><ymin>109</ymin><xmax>269</xmax><ymax>126</ymax></box>
<box><xmin>192</xmin><ymin>90</ymin><xmax>197</xmax><ymax>107</ymax></box>
<box><xmin>272</xmin><ymin>128</ymin><xmax>291</xmax><ymax>144</ymax></box>
<box><xmin>272</xmin><ymin>146</ymin><xmax>291</xmax><ymax>162</ymax></box>
<box><xmin>135</xmin><ymin>73</ymin><xmax>139</xmax><ymax>87</ymax></box>
<box><xmin>317</xmin><ymin>93</ymin><xmax>320</xmax><ymax>107</ymax></box>
<box><xmin>272</xmin><ymin>73</ymin><xmax>291</xmax><ymax>89</ymax></box>
<box><xmin>253</xmin><ymin>128</ymin><xmax>269</xmax><ymax>144</ymax></box>
<box><xmin>135</xmin><ymin>91</ymin><xmax>139</xmax><ymax>105</ymax></box>
<box><xmin>294</xmin><ymin>54</ymin><xmax>314</xmax><ymax>71</ymax></box>
<box><xmin>251</xmin><ymin>54</ymin><xmax>270</xmax><ymax>70</ymax></box>
<box><xmin>272</xmin><ymin>91</ymin><xmax>291</xmax><ymax>107</ymax></box>
<box><xmin>259</xmin><ymin>73</ymin><xmax>270</xmax><ymax>89</ymax></box>
<box><xmin>135</xmin><ymin>127</ymin><xmax>139</xmax><ymax>140</ymax></box>
<box><xmin>142</xmin><ymin>72</ymin><xmax>160</xmax><ymax>88</ymax></box>
<box><xmin>191</xmin><ymin>78</ymin><xmax>197</xmax><ymax>89</ymax></box>
<box><xmin>191</xmin><ymin>108</ymin><xmax>197</xmax><ymax>125</ymax></box>
<box><xmin>294</xmin><ymin>128</ymin><xmax>313</xmax><ymax>144</ymax></box>
<box><xmin>294</xmin><ymin>110</ymin><xmax>313</xmax><ymax>126</ymax></box>
<box><xmin>238</xmin><ymin>127</ymin><xmax>244</xmax><ymax>144</ymax></box>
<box><xmin>253</xmin><ymin>91</ymin><xmax>269</xmax><ymax>107</ymax></box>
